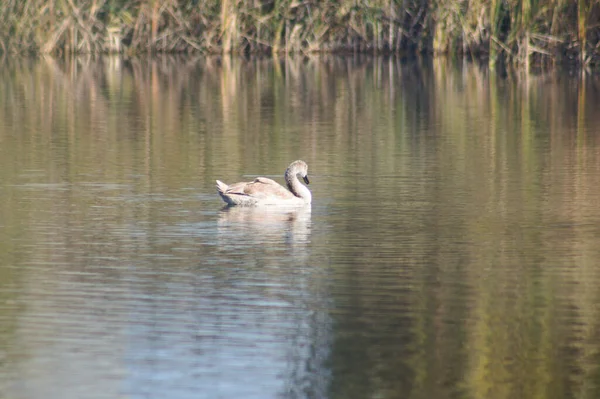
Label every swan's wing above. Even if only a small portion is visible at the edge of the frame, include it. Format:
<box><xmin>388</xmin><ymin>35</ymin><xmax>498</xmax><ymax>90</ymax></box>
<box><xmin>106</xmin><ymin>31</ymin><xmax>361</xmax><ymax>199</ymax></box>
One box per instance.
<box><xmin>243</xmin><ymin>177</ymin><xmax>295</xmax><ymax>199</ymax></box>
<box><xmin>220</xmin><ymin>181</ymin><xmax>251</xmax><ymax>195</ymax></box>
<box><xmin>218</xmin><ymin>177</ymin><xmax>295</xmax><ymax>201</ymax></box>
<box><xmin>220</xmin><ymin>177</ymin><xmax>291</xmax><ymax>200</ymax></box>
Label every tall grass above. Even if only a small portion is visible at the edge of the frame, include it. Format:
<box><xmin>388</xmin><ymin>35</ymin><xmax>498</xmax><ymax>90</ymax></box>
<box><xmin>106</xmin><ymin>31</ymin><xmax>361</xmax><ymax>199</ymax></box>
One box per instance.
<box><xmin>0</xmin><ymin>0</ymin><xmax>598</xmax><ymax>68</ymax></box>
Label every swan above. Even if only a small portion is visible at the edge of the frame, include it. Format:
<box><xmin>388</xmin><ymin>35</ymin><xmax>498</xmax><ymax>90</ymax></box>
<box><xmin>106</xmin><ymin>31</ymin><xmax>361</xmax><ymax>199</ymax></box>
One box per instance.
<box><xmin>216</xmin><ymin>160</ymin><xmax>311</xmax><ymax>206</ymax></box>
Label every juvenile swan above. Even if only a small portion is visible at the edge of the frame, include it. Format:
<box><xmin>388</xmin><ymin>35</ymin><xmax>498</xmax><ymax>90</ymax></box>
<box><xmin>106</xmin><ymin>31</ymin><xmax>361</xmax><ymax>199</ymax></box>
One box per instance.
<box><xmin>216</xmin><ymin>160</ymin><xmax>311</xmax><ymax>206</ymax></box>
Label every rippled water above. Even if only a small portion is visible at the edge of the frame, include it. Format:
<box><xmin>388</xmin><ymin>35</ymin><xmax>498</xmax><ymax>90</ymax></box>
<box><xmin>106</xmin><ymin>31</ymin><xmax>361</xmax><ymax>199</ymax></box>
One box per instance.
<box><xmin>1</xmin><ymin>56</ymin><xmax>600</xmax><ymax>399</ymax></box>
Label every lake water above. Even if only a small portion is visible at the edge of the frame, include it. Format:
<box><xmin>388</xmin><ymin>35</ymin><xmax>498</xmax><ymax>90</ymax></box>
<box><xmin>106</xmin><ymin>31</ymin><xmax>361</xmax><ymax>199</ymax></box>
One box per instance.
<box><xmin>1</xmin><ymin>56</ymin><xmax>600</xmax><ymax>399</ymax></box>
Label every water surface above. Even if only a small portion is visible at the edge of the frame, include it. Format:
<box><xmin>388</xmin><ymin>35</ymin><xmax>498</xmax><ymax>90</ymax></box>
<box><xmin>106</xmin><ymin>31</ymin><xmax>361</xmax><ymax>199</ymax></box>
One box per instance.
<box><xmin>1</xmin><ymin>56</ymin><xmax>600</xmax><ymax>399</ymax></box>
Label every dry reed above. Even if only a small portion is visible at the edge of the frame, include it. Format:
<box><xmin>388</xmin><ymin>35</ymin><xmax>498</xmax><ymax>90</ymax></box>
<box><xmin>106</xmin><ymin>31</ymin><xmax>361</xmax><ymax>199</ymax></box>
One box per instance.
<box><xmin>0</xmin><ymin>0</ymin><xmax>598</xmax><ymax>69</ymax></box>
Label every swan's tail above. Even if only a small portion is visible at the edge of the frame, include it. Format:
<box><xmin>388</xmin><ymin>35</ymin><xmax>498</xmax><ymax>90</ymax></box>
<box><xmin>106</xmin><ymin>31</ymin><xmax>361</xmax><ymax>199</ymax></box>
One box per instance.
<box><xmin>215</xmin><ymin>180</ymin><xmax>229</xmax><ymax>195</ymax></box>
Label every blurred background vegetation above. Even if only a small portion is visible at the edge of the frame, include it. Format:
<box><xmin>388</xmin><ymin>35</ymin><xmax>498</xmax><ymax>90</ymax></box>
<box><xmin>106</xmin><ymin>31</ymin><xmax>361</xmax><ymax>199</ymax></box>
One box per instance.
<box><xmin>0</xmin><ymin>0</ymin><xmax>599</xmax><ymax>69</ymax></box>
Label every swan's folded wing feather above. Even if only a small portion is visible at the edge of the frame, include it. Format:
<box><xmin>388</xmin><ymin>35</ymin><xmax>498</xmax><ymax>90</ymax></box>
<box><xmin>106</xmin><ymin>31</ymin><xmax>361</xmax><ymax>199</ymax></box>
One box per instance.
<box><xmin>253</xmin><ymin>177</ymin><xmax>279</xmax><ymax>185</ymax></box>
<box><xmin>240</xmin><ymin>177</ymin><xmax>295</xmax><ymax>199</ymax></box>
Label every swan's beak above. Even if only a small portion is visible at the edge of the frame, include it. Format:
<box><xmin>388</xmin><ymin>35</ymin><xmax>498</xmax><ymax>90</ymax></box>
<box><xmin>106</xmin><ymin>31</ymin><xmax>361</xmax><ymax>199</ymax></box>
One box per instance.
<box><xmin>303</xmin><ymin>175</ymin><xmax>310</xmax><ymax>185</ymax></box>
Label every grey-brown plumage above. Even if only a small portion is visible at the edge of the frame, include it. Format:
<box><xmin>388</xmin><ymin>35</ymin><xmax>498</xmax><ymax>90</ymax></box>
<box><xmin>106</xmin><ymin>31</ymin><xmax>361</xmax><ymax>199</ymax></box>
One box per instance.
<box><xmin>216</xmin><ymin>160</ymin><xmax>311</xmax><ymax>206</ymax></box>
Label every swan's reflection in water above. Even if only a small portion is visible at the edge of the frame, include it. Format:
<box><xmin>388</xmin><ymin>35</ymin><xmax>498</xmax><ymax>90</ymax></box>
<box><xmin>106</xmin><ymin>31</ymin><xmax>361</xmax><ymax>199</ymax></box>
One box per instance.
<box><xmin>217</xmin><ymin>205</ymin><xmax>312</xmax><ymax>248</ymax></box>
<box><xmin>171</xmin><ymin>204</ymin><xmax>330</xmax><ymax>398</ymax></box>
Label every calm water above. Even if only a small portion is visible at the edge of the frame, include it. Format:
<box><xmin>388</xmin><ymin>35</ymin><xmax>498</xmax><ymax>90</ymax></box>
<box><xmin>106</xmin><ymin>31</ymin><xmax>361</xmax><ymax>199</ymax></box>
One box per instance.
<box><xmin>1</xmin><ymin>56</ymin><xmax>600</xmax><ymax>399</ymax></box>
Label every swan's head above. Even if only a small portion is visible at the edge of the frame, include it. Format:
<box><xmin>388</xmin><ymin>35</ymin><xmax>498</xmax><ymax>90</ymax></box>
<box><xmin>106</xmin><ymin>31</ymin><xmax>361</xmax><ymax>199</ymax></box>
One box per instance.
<box><xmin>286</xmin><ymin>160</ymin><xmax>309</xmax><ymax>184</ymax></box>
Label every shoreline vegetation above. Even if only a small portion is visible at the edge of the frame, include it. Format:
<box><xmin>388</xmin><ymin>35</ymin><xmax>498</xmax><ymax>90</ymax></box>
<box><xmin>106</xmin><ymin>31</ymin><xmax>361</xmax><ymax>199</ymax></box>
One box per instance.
<box><xmin>1</xmin><ymin>0</ymin><xmax>599</xmax><ymax>69</ymax></box>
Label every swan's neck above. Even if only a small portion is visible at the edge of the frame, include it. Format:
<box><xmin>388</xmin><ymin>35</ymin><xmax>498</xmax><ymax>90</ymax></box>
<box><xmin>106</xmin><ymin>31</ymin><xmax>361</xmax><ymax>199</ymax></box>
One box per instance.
<box><xmin>285</xmin><ymin>172</ymin><xmax>312</xmax><ymax>203</ymax></box>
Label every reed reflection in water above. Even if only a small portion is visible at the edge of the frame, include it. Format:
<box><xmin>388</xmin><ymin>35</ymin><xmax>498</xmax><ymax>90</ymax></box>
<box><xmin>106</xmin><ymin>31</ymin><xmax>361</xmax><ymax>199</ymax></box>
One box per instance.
<box><xmin>0</xmin><ymin>55</ymin><xmax>600</xmax><ymax>399</ymax></box>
